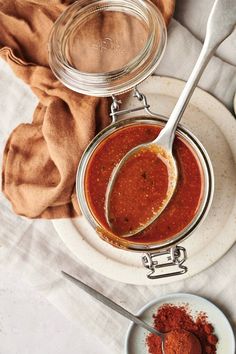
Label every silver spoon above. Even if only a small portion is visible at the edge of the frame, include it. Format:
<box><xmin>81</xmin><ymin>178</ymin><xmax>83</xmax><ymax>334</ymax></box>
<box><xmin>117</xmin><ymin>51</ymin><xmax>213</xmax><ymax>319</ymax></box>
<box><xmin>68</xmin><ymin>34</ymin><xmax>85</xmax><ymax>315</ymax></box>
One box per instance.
<box><xmin>62</xmin><ymin>270</ymin><xmax>202</xmax><ymax>354</ymax></box>
<box><xmin>105</xmin><ymin>0</ymin><xmax>236</xmax><ymax>237</ymax></box>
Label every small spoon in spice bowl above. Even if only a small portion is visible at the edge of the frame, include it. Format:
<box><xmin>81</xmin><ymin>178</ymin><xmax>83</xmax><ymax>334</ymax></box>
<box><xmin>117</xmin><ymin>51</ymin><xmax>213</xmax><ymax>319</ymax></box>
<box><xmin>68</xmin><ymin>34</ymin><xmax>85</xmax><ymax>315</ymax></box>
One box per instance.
<box><xmin>105</xmin><ymin>0</ymin><xmax>236</xmax><ymax>237</ymax></box>
<box><xmin>62</xmin><ymin>270</ymin><xmax>202</xmax><ymax>354</ymax></box>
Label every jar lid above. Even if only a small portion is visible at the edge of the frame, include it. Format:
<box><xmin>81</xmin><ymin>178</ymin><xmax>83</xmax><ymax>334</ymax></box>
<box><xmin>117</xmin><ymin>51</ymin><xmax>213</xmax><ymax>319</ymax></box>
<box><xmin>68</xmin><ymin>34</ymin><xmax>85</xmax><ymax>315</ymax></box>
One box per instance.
<box><xmin>49</xmin><ymin>0</ymin><xmax>167</xmax><ymax>97</ymax></box>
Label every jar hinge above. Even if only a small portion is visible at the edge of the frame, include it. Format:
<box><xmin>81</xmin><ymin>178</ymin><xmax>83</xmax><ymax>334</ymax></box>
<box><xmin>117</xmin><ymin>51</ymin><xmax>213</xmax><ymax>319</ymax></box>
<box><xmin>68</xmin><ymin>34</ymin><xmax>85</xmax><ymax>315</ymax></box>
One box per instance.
<box><xmin>110</xmin><ymin>86</ymin><xmax>150</xmax><ymax>123</ymax></box>
<box><xmin>142</xmin><ymin>246</ymin><xmax>188</xmax><ymax>279</ymax></box>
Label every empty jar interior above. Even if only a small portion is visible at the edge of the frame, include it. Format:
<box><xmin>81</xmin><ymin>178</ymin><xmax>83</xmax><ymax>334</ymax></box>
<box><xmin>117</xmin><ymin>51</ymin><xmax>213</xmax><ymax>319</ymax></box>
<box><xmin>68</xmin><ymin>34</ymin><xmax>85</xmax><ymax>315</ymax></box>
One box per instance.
<box><xmin>48</xmin><ymin>0</ymin><xmax>167</xmax><ymax>96</ymax></box>
<box><xmin>65</xmin><ymin>10</ymin><xmax>149</xmax><ymax>73</ymax></box>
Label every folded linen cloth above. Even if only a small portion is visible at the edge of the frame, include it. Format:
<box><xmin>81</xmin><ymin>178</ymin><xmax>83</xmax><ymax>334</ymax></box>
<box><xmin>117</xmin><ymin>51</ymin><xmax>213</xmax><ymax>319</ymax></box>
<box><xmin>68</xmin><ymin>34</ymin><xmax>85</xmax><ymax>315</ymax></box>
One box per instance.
<box><xmin>0</xmin><ymin>0</ymin><xmax>174</xmax><ymax>219</ymax></box>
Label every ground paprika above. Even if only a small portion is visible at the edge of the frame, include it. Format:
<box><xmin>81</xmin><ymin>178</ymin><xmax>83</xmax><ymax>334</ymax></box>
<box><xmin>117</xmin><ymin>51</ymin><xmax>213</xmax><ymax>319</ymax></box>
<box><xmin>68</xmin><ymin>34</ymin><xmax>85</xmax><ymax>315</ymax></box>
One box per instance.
<box><xmin>164</xmin><ymin>329</ymin><xmax>202</xmax><ymax>354</ymax></box>
<box><xmin>146</xmin><ymin>304</ymin><xmax>218</xmax><ymax>354</ymax></box>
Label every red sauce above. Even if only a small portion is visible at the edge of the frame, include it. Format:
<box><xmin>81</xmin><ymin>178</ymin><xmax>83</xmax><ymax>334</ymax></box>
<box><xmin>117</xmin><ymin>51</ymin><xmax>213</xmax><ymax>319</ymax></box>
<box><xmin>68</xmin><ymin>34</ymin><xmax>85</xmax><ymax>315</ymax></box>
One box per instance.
<box><xmin>85</xmin><ymin>124</ymin><xmax>203</xmax><ymax>243</ymax></box>
<box><xmin>109</xmin><ymin>148</ymin><xmax>169</xmax><ymax>235</ymax></box>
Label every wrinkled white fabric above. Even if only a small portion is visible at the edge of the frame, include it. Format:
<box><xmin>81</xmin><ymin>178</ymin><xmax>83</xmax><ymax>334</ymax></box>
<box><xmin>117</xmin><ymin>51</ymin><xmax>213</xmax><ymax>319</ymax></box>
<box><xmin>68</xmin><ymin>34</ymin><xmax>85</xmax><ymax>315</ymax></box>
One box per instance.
<box><xmin>0</xmin><ymin>1</ymin><xmax>236</xmax><ymax>353</ymax></box>
<box><xmin>156</xmin><ymin>19</ymin><xmax>236</xmax><ymax>110</ymax></box>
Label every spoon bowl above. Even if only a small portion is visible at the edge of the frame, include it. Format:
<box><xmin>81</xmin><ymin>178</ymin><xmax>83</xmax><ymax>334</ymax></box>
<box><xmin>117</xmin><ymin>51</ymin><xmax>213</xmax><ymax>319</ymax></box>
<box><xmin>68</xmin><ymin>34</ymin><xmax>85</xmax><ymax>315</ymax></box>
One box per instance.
<box><xmin>164</xmin><ymin>329</ymin><xmax>202</xmax><ymax>354</ymax></box>
<box><xmin>105</xmin><ymin>141</ymin><xmax>178</xmax><ymax>237</ymax></box>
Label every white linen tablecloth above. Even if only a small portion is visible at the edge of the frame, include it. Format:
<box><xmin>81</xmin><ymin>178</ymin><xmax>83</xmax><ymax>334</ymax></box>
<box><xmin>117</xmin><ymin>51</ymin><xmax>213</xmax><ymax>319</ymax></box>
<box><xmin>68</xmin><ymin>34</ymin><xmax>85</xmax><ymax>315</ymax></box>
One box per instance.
<box><xmin>0</xmin><ymin>1</ymin><xmax>236</xmax><ymax>353</ymax></box>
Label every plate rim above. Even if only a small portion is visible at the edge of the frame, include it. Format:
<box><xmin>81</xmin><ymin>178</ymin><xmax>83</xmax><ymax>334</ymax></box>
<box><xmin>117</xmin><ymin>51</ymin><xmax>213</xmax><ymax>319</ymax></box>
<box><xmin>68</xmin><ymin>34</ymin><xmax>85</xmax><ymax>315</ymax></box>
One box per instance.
<box><xmin>124</xmin><ymin>292</ymin><xmax>236</xmax><ymax>354</ymax></box>
<box><xmin>53</xmin><ymin>75</ymin><xmax>236</xmax><ymax>285</ymax></box>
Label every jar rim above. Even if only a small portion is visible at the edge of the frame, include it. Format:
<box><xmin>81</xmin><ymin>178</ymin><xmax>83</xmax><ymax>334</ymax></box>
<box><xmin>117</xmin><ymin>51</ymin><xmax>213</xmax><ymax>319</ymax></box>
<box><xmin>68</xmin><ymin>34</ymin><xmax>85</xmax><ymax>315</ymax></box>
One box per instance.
<box><xmin>76</xmin><ymin>116</ymin><xmax>214</xmax><ymax>252</ymax></box>
<box><xmin>48</xmin><ymin>0</ymin><xmax>167</xmax><ymax>97</ymax></box>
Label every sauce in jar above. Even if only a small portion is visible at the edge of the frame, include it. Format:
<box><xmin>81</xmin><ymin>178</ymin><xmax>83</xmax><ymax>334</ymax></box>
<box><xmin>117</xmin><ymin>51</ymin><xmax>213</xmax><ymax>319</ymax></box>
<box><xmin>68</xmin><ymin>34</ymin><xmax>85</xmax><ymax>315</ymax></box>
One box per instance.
<box><xmin>108</xmin><ymin>147</ymin><xmax>170</xmax><ymax>235</ymax></box>
<box><xmin>84</xmin><ymin>124</ymin><xmax>203</xmax><ymax>243</ymax></box>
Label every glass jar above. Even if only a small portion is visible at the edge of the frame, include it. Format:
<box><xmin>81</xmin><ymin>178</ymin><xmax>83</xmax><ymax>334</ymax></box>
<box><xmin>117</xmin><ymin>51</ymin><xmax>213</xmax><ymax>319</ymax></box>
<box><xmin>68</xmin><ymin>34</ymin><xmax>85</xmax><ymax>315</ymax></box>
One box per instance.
<box><xmin>76</xmin><ymin>115</ymin><xmax>214</xmax><ymax>275</ymax></box>
<box><xmin>48</xmin><ymin>0</ymin><xmax>167</xmax><ymax>96</ymax></box>
<box><xmin>48</xmin><ymin>0</ymin><xmax>214</xmax><ymax>279</ymax></box>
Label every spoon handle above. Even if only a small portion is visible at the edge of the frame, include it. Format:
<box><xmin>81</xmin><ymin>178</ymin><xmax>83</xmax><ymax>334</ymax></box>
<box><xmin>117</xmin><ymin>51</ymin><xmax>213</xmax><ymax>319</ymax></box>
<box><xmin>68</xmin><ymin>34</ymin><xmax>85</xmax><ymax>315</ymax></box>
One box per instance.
<box><xmin>156</xmin><ymin>0</ymin><xmax>236</xmax><ymax>151</ymax></box>
<box><xmin>61</xmin><ymin>271</ymin><xmax>161</xmax><ymax>336</ymax></box>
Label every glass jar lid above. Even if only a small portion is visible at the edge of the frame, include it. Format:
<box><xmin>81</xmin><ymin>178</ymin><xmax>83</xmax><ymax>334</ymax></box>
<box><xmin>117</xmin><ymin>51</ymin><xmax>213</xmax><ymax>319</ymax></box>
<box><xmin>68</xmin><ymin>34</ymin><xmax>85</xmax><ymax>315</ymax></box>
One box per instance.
<box><xmin>48</xmin><ymin>0</ymin><xmax>167</xmax><ymax>97</ymax></box>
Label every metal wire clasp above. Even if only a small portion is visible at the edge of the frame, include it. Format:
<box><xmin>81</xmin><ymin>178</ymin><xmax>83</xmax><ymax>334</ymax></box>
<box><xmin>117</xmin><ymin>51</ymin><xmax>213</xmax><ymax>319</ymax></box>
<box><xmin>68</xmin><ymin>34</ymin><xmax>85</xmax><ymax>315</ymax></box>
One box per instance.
<box><xmin>142</xmin><ymin>246</ymin><xmax>188</xmax><ymax>279</ymax></box>
<box><xmin>110</xmin><ymin>86</ymin><xmax>150</xmax><ymax>123</ymax></box>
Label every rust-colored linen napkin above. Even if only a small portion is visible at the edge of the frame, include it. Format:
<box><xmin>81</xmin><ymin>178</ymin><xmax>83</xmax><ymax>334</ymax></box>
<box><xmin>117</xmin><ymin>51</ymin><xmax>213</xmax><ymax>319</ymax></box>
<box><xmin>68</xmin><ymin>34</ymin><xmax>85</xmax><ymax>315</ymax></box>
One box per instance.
<box><xmin>0</xmin><ymin>0</ymin><xmax>175</xmax><ymax>219</ymax></box>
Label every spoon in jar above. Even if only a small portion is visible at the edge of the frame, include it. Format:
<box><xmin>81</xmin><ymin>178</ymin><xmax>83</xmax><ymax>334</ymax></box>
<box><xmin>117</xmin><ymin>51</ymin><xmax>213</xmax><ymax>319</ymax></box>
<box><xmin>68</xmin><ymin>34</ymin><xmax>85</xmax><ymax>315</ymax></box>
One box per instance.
<box><xmin>62</xmin><ymin>270</ymin><xmax>202</xmax><ymax>354</ymax></box>
<box><xmin>105</xmin><ymin>0</ymin><xmax>236</xmax><ymax>237</ymax></box>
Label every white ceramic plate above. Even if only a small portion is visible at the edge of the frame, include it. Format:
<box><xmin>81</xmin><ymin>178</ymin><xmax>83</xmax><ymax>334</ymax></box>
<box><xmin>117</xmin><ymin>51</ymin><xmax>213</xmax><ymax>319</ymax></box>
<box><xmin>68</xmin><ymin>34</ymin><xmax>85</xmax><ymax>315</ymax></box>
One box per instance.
<box><xmin>125</xmin><ymin>293</ymin><xmax>235</xmax><ymax>354</ymax></box>
<box><xmin>53</xmin><ymin>76</ymin><xmax>236</xmax><ymax>285</ymax></box>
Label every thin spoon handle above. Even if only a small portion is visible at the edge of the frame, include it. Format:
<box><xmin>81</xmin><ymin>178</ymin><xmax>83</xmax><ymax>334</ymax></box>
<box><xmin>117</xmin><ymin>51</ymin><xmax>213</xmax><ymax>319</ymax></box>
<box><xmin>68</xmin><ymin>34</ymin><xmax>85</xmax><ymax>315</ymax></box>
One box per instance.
<box><xmin>156</xmin><ymin>0</ymin><xmax>236</xmax><ymax>150</ymax></box>
<box><xmin>62</xmin><ymin>271</ymin><xmax>161</xmax><ymax>336</ymax></box>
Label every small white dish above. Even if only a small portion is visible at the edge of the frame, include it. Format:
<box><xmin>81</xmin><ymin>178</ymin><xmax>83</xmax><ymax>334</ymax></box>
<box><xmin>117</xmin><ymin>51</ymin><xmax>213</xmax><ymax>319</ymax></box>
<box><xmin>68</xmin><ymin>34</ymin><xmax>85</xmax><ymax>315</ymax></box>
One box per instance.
<box><xmin>125</xmin><ymin>293</ymin><xmax>235</xmax><ymax>354</ymax></box>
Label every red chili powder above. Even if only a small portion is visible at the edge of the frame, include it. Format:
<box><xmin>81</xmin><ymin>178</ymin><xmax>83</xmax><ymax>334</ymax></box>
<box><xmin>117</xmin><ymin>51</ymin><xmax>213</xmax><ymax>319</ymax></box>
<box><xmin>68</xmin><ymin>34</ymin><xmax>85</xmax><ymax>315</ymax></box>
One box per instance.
<box><xmin>146</xmin><ymin>304</ymin><xmax>218</xmax><ymax>354</ymax></box>
<box><xmin>164</xmin><ymin>329</ymin><xmax>202</xmax><ymax>354</ymax></box>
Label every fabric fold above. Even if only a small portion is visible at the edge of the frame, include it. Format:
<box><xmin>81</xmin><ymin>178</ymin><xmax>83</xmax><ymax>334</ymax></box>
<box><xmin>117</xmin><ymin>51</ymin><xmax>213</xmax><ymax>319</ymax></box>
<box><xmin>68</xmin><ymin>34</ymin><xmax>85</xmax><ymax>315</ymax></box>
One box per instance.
<box><xmin>0</xmin><ymin>0</ymin><xmax>174</xmax><ymax>219</ymax></box>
